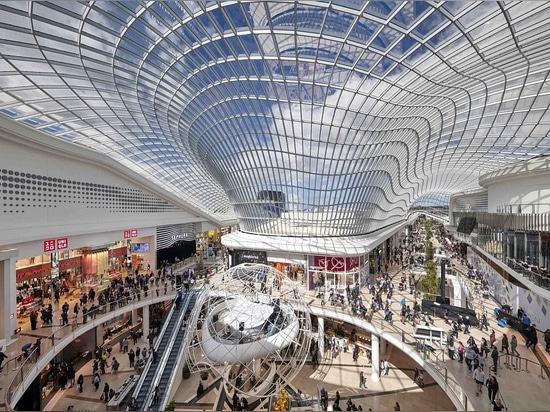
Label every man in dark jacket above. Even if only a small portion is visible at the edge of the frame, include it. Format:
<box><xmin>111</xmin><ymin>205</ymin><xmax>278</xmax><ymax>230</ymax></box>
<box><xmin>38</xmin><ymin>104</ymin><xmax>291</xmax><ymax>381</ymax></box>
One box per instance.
<box><xmin>526</xmin><ymin>325</ymin><xmax>538</xmax><ymax>352</ymax></box>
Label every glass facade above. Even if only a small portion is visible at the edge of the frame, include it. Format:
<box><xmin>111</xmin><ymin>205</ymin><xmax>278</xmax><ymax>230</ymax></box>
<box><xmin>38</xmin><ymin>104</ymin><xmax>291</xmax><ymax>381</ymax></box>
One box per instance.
<box><xmin>1</xmin><ymin>1</ymin><xmax>550</xmax><ymax>235</ymax></box>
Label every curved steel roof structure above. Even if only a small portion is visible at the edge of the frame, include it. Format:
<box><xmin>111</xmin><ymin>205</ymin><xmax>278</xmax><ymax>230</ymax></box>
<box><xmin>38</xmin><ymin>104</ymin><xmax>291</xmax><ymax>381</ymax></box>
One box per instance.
<box><xmin>0</xmin><ymin>1</ymin><xmax>549</xmax><ymax>237</ymax></box>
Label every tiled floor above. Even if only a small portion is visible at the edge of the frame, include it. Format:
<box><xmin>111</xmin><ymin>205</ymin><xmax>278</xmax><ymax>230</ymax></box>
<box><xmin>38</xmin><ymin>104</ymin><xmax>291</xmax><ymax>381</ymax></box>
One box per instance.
<box><xmin>2</xmin><ymin>257</ymin><xmax>550</xmax><ymax>411</ymax></box>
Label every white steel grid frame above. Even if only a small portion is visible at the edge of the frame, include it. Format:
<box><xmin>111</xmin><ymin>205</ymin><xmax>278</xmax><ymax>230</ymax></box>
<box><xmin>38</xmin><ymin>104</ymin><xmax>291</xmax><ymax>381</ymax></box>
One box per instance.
<box><xmin>0</xmin><ymin>1</ymin><xmax>549</xmax><ymax>235</ymax></box>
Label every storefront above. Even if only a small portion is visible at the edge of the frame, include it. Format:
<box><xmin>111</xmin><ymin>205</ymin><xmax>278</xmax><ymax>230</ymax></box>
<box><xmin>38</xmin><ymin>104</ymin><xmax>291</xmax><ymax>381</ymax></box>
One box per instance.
<box><xmin>308</xmin><ymin>255</ymin><xmax>366</xmax><ymax>292</ymax></box>
<box><xmin>14</xmin><ymin>239</ymin><xmax>143</xmax><ymax>320</ymax></box>
<box><xmin>266</xmin><ymin>252</ymin><xmax>306</xmax><ymax>283</ymax></box>
<box><xmin>196</xmin><ymin>229</ymin><xmax>223</xmax><ymax>259</ymax></box>
<box><xmin>230</xmin><ymin>249</ymin><xmax>267</xmax><ymax>266</ymax></box>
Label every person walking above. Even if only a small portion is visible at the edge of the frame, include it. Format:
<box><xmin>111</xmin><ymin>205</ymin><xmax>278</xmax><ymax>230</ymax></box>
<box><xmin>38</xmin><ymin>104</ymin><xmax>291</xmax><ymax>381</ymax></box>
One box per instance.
<box><xmin>473</xmin><ymin>366</ymin><xmax>486</xmax><ymax>396</ymax></box>
<box><xmin>111</xmin><ymin>357</ymin><xmax>120</xmax><ymax>374</ymax></box>
<box><xmin>153</xmin><ymin>385</ymin><xmax>160</xmax><ymax>404</ymax></box>
<box><xmin>29</xmin><ymin>311</ymin><xmax>38</xmax><ymax>330</ymax></box>
<box><xmin>501</xmin><ymin>334</ymin><xmax>509</xmax><ymax>354</ymax></box>
<box><xmin>382</xmin><ymin>359</ymin><xmax>389</xmax><ymax>376</ymax></box>
<box><xmin>93</xmin><ymin>372</ymin><xmax>100</xmax><ymax>391</ymax></box>
<box><xmin>102</xmin><ymin>382</ymin><xmax>110</xmax><ymax>403</ymax></box>
<box><xmin>457</xmin><ymin>341</ymin><xmax>464</xmax><ymax>363</ymax></box>
<box><xmin>491</xmin><ymin>346</ymin><xmax>499</xmax><ymax>372</ymax></box>
<box><xmin>128</xmin><ymin>349</ymin><xmax>135</xmax><ymax>368</ymax></box>
<box><xmin>480</xmin><ymin>313</ymin><xmax>489</xmax><ymax>331</ymax></box>
<box><xmin>359</xmin><ymin>371</ymin><xmax>367</xmax><ymax>388</ymax></box>
<box><xmin>487</xmin><ymin>375</ymin><xmax>499</xmax><ymax>403</ymax></box>
<box><xmin>335</xmin><ymin>390</ymin><xmax>341</xmax><ymax>409</ymax></box>
<box><xmin>510</xmin><ymin>335</ymin><xmax>520</xmax><ymax>357</ymax></box>
<box><xmin>77</xmin><ymin>374</ymin><xmax>84</xmax><ymax>393</ymax></box>
<box><xmin>463</xmin><ymin>316</ymin><xmax>471</xmax><ymax>334</ymax></box>
<box><xmin>489</xmin><ymin>330</ymin><xmax>496</xmax><ymax>347</ymax></box>
<box><xmin>0</xmin><ymin>350</ymin><xmax>8</xmax><ymax>370</ymax></box>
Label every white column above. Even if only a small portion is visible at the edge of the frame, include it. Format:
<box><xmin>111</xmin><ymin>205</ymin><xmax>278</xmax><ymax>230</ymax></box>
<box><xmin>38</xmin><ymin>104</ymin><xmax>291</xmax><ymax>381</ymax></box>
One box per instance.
<box><xmin>141</xmin><ymin>305</ymin><xmax>149</xmax><ymax>343</ymax></box>
<box><xmin>371</xmin><ymin>334</ymin><xmax>380</xmax><ymax>382</ymax></box>
<box><xmin>96</xmin><ymin>323</ymin><xmax>104</xmax><ymax>344</ymax></box>
<box><xmin>0</xmin><ymin>250</ymin><xmax>18</xmax><ymax>349</ymax></box>
<box><xmin>318</xmin><ymin>317</ymin><xmax>325</xmax><ymax>355</ymax></box>
<box><xmin>380</xmin><ymin>337</ymin><xmax>386</xmax><ymax>356</ymax></box>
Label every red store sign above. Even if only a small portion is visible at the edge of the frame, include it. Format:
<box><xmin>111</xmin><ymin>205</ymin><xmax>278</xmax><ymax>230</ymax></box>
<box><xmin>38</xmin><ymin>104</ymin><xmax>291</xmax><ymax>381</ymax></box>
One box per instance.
<box><xmin>44</xmin><ymin>237</ymin><xmax>69</xmax><ymax>252</ymax></box>
<box><xmin>57</xmin><ymin>237</ymin><xmax>68</xmax><ymax>249</ymax></box>
<box><xmin>124</xmin><ymin>229</ymin><xmax>139</xmax><ymax>239</ymax></box>
<box><xmin>43</xmin><ymin>239</ymin><xmax>56</xmax><ymax>252</ymax></box>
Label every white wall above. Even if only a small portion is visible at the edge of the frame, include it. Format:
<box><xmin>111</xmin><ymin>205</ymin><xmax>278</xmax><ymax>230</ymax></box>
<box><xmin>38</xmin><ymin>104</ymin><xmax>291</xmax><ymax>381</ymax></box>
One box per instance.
<box><xmin>467</xmin><ymin>248</ymin><xmax>549</xmax><ymax>330</ymax></box>
<box><xmin>488</xmin><ymin>174</ymin><xmax>550</xmax><ymax>213</ymax></box>
<box><xmin>0</xmin><ymin>131</ymin><xmax>205</xmax><ymax>247</ymax></box>
<box><xmin>479</xmin><ymin>156</ymin><xmax>550</xmax><ymax>213</ymax></box>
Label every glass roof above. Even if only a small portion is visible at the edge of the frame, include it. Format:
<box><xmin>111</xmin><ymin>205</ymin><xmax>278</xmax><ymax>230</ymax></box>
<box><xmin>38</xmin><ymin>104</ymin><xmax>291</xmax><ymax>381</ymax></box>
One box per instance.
<box><xmin>0</xmin><ymin>1</ymin><xmax>549</xmax><ymax>236</ymax></box>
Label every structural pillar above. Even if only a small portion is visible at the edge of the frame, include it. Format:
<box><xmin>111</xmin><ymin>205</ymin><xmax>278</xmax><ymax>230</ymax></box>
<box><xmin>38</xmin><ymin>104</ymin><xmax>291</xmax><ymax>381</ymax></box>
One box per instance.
<box><xmin>96</xmin><ymin>323</ymin><xmax>104</xmax><ymax>345</ymax></box>
<box><xmin>132</xmin><ymin>309</ymin><xmax>138</xmax><ymax>326</ymax></box>
<box><xmin>380</xmin><ymin>337</ymin><xmax>386</xmax><ymax>356</ymax></box>
<box><xmin>0</xmin><ymin>250</ymin><xmax>18</xmax><ymax>350</ymax></box>
<box><xmin>141</xmin><ymin>305</ymin><xmax>149</xmax><ymax>343</ymax></box>
<box><xmin>318</xmin><ymin>317</ymin><xmax>325</xmax><ymax>355</ymax></box>
<box><xmin>371</xmin><ymin>334</ymin><xmax>380</xmax><ymax>382</ymax></box>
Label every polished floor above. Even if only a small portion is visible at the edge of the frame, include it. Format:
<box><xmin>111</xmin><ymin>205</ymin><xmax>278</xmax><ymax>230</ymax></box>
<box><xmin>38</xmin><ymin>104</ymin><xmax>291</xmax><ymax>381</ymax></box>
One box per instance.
<box><xmin>2</xmin><ymin>257</ymin><xmax>549</xmax><ymax>411</ymax></box>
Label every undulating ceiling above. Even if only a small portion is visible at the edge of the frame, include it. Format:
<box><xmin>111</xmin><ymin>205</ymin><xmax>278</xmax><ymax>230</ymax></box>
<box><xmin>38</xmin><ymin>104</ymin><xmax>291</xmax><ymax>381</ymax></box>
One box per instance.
<box><xmin>0</xmin><ymin>1</ymin><xmax>549</xmax><ymax>236</ymax></box>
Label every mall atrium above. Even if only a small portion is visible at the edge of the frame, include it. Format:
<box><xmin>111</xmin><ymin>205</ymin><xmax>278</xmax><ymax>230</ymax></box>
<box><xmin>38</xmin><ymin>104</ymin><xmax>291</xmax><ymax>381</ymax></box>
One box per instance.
<box><xmin>0</xmin><ymin>1</ymin><xmax>550</xmax><ymax>411</ymax></box>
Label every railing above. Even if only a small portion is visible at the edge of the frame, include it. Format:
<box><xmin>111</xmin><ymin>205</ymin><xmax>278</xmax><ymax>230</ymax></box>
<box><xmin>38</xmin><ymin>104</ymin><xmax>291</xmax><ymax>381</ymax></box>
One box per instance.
<box><xmin>4</xmin><ymin>258</ymin><xmax>217</xmax><ymax>410</ymax></box>
<box><xmin>132</xmin><ymin>302</ymin><xmax>178</xmax><ymax>411</ymax></box>
<box><xmin>498</xmin><ymin>353</ymin><xmax>548</xmax><ymax>380</ymax></box>
<box><xmin>309</xmin><ymin>302</ymin><xmax>468</xmax><ymax>411</ymax></box>
<box><xmin>396</xmin><ymin>328</ymin><xmax>468</xmax><ymax>408</ymax></box>
<box><xmin>496</xmin><ymin>203</ymin><xmax>550</xmax><ymax>214</ymax></box>
<box><xmin>505</xmin><ymin>258</ymin><xmax>550</xmax><ymax>290</ymax></box>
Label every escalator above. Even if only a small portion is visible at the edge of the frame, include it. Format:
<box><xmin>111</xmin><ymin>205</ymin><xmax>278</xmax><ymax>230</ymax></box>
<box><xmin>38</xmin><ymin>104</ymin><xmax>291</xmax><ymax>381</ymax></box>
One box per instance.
<box><xmin>130</xmin><ymin>290</ymin><xmax>198</xmax><ymax>410</ymax></box>
<box><xmin>155</xmin><ymin>291</ymin><xmax>198</xmax><ymax>408</ymax></box>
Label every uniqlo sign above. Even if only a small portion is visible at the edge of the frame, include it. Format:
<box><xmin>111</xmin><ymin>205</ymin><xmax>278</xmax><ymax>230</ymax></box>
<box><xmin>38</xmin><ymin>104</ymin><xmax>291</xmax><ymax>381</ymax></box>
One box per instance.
<box><xmin>57</xmin><ymin>238</ymin><xmax>68</xmax><ymax>249</ymax></box>
<box><xmin>124</xmin><ymin>229</ymin><xmax>138</xmax><ymax>239</ymax></box>
<box><xmin>43</xmin><ymin>239</ymin><xmax>56</xmax><ymax>252</ymax></box>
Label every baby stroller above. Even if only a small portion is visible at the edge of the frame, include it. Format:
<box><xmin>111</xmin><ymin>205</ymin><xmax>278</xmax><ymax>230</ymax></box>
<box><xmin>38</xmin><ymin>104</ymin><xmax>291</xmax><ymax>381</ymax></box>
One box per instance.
<box><xmin>17</xmin><ymin>342</ymin><xmax>33</xmax><ymax>362</ymax></box>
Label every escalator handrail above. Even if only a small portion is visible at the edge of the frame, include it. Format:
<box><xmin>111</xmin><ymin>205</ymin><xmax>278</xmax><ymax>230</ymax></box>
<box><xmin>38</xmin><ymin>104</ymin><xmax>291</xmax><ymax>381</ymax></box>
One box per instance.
<box><xmin>158</xmin><ymin>286</ymin><xmax>210</xmax><ymax>410</ymax></box>
<box><xmin>130</xmin><ymin>290</ymin><xmax>185</xmax><ymax>409</ymax></box>
<box><xmin>129</xmin><ymin>302</ymin><xmax>176</xmax><ymax>407</ymax></box>
<box><xmin>140</xmin><ymin>290</ymin><xmax>198</xmax><ymax>410</ymax></box>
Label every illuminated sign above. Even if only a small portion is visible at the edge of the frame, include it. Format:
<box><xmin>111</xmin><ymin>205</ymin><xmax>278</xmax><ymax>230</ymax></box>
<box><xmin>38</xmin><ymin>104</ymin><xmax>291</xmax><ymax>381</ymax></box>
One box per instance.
<box><xmin>124</xmin><ymin>229</ymin><xmax>139</xmax><ymax>239</ymax></box>
<box><xmin>56</xmin><ymin>237</ymin><xmax>68</xmax><ymax>249</ymax></box>
<box><xmin>43</xmin><ymin>239</ymin><xmax>56</xmax><ymax>252</ymax></box>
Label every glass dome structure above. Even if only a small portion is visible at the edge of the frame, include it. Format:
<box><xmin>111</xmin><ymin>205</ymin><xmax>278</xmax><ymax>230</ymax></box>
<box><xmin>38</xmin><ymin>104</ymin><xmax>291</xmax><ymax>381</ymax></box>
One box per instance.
<box><xmin>182</xmin><ymin>263</ymin><xmax>312</xmax><ymax>398</ymax></box>
<box><xmin>0</xmin><ymin>1</ymin><xmax>549</xmax><ymax>235</ymax></box>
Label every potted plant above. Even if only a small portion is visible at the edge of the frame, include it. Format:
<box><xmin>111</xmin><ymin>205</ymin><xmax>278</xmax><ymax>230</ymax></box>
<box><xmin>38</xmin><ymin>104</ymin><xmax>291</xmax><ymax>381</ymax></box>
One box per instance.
<box><xmin>196</xmin><ymin>381</ymin><xmax>205</xmax><ymax>397</ymax></box>
<box><xmin>182</xmin><ymin>360</ymin><xmax>192</xmax><ymax>379</ymax></box>
<box><xmin>165</xmin><ymin>401</ymin><xmax>176</xmax><ymax>411</ymax></box>
<box><xmin>200</xmin><ymin>370</ymin><xmax>209</xmax><ymax>380</ymax></box>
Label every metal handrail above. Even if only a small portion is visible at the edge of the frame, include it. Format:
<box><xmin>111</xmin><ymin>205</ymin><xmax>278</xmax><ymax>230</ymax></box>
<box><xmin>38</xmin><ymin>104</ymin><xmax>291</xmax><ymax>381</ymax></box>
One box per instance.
<box><xmin>1</xmin><ymin>354</ymin><xmax>23</xmax><ymax>377</ymax></box>
<box><xmin>137</xmin><ymin>290</ymin><xmax>198</xmax><ymax>411</ymax></box>
<box><xmin>131</xmin><ymin>302</ymin><xmax>178</xmax><ymax>410</ymax></box>
<box><xmin>498</xmin><ymin>353</ymin><xmax>548</xmax><ymax>379</ymax></box>
<box><xmin>158</xmin><ymin>287</ymin><xmax>210</xmax><ymax>411</ymax></box>
<box><xmin>4</xmin><ymin>291</ymin><xmax>175</xmax><ymax>410</ymax></box>
<box><xmin>4</xmin><ymin>259</ymin><xmax>218</xmax><ymax>410</ymax></box>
